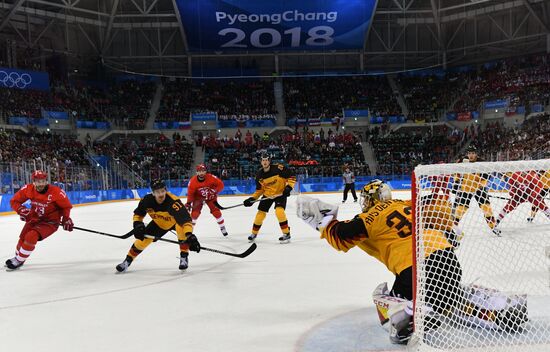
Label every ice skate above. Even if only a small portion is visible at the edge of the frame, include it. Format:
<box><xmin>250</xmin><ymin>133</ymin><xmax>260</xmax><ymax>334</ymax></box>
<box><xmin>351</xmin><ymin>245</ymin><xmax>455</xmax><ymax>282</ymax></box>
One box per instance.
<box><xmin>115</xmin><ymin>258</ymin><xmax>132</xmax><ymax>273</ymax></box>
<box><xmin>179</xmin><ymin>253</ymin><xmax>189</xmax><ymax>270</ymax></box>
<box><xmin>279</xmin><ymin>234</ymin><xmax>291</xmax><ymax>243</ymax></box>
<box><xmin>5</xmin><ymin>257</ymin><xmax>24</xmax><ymax>271</ymax></box>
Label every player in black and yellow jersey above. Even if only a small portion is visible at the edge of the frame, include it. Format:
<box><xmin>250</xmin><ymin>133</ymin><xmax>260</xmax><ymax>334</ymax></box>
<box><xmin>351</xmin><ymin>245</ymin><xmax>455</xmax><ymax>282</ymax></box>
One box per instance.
<box><xmin>243</xmin><ymin>153</ymin><xmax>297</xmax><ymax>243</ymax></box>
<box><xmin>453</xmin><ymin>145</ymin><xmax>499</xmax><ymax>235</ymax></box>
<box><xmin>115</xmin><ymin>180</ymin><xmax>200</xmax><ymax>272</ymax></box>
<box><xmin>296</xmin><ymin>180</ymin><xmax>462</xmax><ymax>344</ymax></box>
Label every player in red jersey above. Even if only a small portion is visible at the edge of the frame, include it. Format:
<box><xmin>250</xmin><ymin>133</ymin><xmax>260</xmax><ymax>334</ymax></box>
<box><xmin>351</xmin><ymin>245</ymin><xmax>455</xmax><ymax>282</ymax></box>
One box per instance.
<box><xmin>495</xmin><ymin>170</ymin><xmax>550</xmax><ymax>227</ymax></box>
<box><xmin>5</xmin><ymin>170</ymin><xmax>74</xmax><ymax>270</ymax></box>
<box><xmin>186</xmin><ymin>164</ymin><xmax>227</xmax><ymax>236</ymax></box>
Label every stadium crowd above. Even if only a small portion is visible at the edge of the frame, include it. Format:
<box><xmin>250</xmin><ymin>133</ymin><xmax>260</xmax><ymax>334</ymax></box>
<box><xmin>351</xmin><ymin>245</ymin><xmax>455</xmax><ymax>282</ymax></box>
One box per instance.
<box><xmin>202</xmin><ymin>129</ymin><xmax>369</xmax><ymax>179</ymax></box>
<box><xmin>283</xmin><ymin>76</ymin><xmax>401</xmax><ymax>120</ymax></box>
<box><xmin>478</xmin><ymin>113</ymin><xmax>550</xmax><ymax>161</ymax></box>
<box><xmin>371</xmin><ymin>124</ymin><xmax>466</xmax><ymax>176</ymax></box>
<box><xmin>397</xmin><ymin>73</ymin><xmax>466</xmax><ymax>122</ymax></box>
<box><xmin>452</xmin><ymin>54</ymin><xmax>550</xmax><ymax>114</ymax></box>
<box><xmin>157</xmin><ymin>79</ymin><xmax>277</xmax><ymax>123</ymax></box>
<box><xmin>91</xmin><ymin>132</ymin><xmax>194</xmax><ymax>185</ymax></box>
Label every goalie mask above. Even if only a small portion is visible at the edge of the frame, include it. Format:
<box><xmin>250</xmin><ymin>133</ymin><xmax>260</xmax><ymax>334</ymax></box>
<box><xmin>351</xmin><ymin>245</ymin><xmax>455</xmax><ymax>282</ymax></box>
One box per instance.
<box><xmin>360</xmin><ymin>179</ymin><xmax>392</xmax><ymax>213</ymax></box>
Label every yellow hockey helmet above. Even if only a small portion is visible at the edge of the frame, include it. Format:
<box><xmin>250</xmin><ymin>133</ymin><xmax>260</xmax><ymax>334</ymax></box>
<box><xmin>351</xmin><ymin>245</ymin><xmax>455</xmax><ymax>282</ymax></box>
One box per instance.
<box><xmin>360</xmin><ymin>179</ymin><xmax>392</xmax><ymax>213</ymax></box>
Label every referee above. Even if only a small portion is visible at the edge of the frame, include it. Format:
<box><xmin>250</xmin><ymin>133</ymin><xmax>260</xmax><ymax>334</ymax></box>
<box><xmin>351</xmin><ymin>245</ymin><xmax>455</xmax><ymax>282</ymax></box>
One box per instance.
<box><xmin>342</xmin><ymin>166</ymin><xmax>358</xmax><ymax>203</ymax></box>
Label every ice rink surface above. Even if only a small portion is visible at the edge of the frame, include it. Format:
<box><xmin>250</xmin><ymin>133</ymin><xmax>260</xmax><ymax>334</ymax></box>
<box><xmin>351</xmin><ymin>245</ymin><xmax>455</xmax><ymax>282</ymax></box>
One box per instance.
<box><xmin>0</xmin><ymin>192</ymin><xmax>407</xmax><ymax>352</ymax></box>
<box><xmin>3</xmin><ymin>190</ymin><xmax>549</xmax><ymax>352</ymax></box>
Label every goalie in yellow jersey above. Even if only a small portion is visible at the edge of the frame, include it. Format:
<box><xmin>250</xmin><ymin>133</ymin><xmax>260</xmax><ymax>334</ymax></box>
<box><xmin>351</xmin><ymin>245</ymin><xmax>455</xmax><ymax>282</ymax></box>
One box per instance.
<box><xmin>298</xmin><ymin>180</ymin><xmax>528</xmax><ymax>344</ymax></box>
<box><xmin>297</xmin><ymin>179</ymin><xmax>463</xmax><ymax>344</ymax></box>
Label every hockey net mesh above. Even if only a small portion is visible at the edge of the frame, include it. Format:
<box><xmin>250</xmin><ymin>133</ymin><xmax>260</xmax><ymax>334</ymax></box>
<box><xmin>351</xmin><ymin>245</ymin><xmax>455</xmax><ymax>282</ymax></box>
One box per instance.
<box><xmin>410</xmin><ymin>159</ymin><xmax>550</xmax><ymax>352</ymax></box>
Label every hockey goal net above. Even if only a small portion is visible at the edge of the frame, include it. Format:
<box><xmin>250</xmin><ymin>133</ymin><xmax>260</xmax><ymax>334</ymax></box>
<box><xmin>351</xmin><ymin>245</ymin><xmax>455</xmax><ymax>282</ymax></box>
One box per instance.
<box><xmin>410</xmin><ymin>159</ymin><xmax>550</xmax><ymax>352</ymax></box>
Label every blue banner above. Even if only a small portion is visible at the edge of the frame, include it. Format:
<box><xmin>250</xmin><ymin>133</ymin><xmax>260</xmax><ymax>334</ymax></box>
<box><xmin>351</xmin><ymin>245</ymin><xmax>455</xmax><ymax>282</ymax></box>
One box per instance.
<box><xmin>191</xmin><ymin>112</ymin><xmax>217</xmax><ymax>121</ymax></box>
<box><xmin>154</xmin><ymin>121</ymin><xmax>192</xmax><ymax>130</ymax></box>
<box><xmin>76</xmin><ymin>120</ymin><xmax>111</xmax><ymax>129</ymax></box>
<box><xmin>484</xmin><ymin>99</ymin><xmax>508</xmax><ymax>109</ymax></box>
<box><xmin>218</xmin><ymin>120</ymin><xmax>276</xmax><ymax>128</ymax></box>
<box><xmin>532</xmin><ymin>104</ymin><xmax>544</xmax><ymax>113</ymax></box>
<box><xmin>0</xmin><ymin>67</ymin><xmax>50</xmax><ymax>91</ymax></box>
<box><xmin>176</xmin><ymin>0</ymin><xmax>377</xmax><ymax>52</ymax></box>
<box><xmin>369</xmin><ymin>115</ymin><xmax>406</xmax><ymax>124</ymax></box>
<box><xmin>343</xmin><ymin>109</ymin><xmax>369</xmax><ymax>118</ymax></box>
<box><xmin>446</xmin><ymin>112</ymin><xmax>457</xmax><ymax>121</ymax></box>
<box><xmin>9</xmin><ymin>116</ymin><xmax>49</xmax><ymax>127</ymax></box>
<box><xmin>43</xmin><ymin>110</ymin><xmax>69</xmax><ymax>120</ymax></box>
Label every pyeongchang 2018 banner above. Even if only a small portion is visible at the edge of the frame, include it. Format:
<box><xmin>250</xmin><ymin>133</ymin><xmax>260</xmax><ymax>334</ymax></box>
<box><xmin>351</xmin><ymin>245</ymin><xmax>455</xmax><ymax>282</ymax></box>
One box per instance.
<box><xmin>0</xmin><ymin>67</ymin><xmax>50</xmax><ymax>91</ymax></box>
<box><xmin>176</xmin><ymin>0</ymin><xmax>377</xmax><ymax>51</ymax></box>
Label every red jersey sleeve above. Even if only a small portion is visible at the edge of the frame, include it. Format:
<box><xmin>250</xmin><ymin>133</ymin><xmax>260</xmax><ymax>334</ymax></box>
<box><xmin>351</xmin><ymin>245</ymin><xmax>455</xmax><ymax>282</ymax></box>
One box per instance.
<box><xmin>10</xmin><ymin>184</ymin><xmax>31</xmax><ymax>211</ymax></box>
<box><xmin>211</xmin><ymin>174</ymin><xmax>224</xmax><ymax>194</ymax></box>
<box><xmin>187</xmin><ymin>177</ymin><xmax>197</xmax><ymax>203</ymax></box>
<box><xmin>53</xmin><ymin>187</ymin><xmax>73</xmax><ymax>218</ymax></box>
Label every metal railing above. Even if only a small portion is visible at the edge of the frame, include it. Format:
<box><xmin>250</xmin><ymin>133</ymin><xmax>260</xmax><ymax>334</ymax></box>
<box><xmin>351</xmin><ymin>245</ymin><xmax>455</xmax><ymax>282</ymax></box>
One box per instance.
<box><xmin>0</xmin><ymin>161</ymin><xmax>110</xmax><ymax>194</ymax></box>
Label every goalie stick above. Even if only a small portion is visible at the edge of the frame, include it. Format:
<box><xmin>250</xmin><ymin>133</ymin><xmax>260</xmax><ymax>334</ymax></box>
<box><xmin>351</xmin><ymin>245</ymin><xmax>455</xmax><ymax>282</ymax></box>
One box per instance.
<box><xmin>214</xmin><ymin>194</ymin><xmax>283</xmax><ymax>210</ymax></box>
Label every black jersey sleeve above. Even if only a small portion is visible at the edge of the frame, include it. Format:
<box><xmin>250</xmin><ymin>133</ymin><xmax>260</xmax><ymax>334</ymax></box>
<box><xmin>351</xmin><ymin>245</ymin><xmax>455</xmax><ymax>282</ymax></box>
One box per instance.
<box><xmin>132</xmin><ymin>195</ymin><xmax>149</xmax><ymax>221</ymax></box>
<box><xmin>167</xmin><ymin>197</ymin><xmax>192</xmax><ymax>225</ymax></box>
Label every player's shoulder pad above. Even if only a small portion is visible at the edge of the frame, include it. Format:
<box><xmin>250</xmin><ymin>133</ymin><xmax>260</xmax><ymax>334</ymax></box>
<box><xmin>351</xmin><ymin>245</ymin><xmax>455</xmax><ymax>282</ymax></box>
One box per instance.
<box><xmin>166</xmin><ymin>192</ymin><xmax>181</xmax><ymax>203</ymax></box>
<box><xmin>48</xmin><ymin>184</ymin><xmax>65</xmax><ymax>195</ymax></box>
<box><xmin>140</xmin><ymin>193</ymin><xmax>156</xmax><ymax>204</ymax></box>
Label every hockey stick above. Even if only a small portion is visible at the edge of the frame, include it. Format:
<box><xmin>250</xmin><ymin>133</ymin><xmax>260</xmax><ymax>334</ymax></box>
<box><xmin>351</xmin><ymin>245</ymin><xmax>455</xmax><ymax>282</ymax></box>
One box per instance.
<box><xmin>214</xmin><ymin>194</ymin><xmax>283</xmax><ymax>210</ymax></box>
<box><xmin>489</xmin><ymin>193</ymin><xmax>550</xmax><ymax>201</ymax></box>
<box><xmin>488</xmin><ymin>194</ymin><xmax>511</xmax><ymax>201</ymax></box>
<box><xmin>50</xmin><ymin>221</ymin><xmax>135</xmax><ymax>239</ymax></box>
<box><xmin>72</xmin><ymin>226</ymin><xmax>136</xmax><ymax>239</ymax></box>
<box><xmin>163</xmin><ymin>231</ymin><xmax>257</xmax><ymax>258</ymax></box>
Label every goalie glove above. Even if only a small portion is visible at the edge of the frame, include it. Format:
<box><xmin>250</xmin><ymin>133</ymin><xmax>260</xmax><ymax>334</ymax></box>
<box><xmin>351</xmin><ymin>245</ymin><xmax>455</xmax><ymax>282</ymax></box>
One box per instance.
<box><xmin>296</xmin><ymin>195</ymin><xmax>339</xmax><ymax>232</ymax></box>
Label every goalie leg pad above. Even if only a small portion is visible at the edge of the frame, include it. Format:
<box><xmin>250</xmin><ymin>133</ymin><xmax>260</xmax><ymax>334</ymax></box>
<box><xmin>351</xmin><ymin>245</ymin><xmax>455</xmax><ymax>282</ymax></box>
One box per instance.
<box><xmin>456</xmin><ymin>284</ymin><xmax>528</xmax><ymax>332</ymax></box>
<box><xmin>372</xmin><ymin>282</ymin><xmax>414</xmax><ymax>344</ymax></box>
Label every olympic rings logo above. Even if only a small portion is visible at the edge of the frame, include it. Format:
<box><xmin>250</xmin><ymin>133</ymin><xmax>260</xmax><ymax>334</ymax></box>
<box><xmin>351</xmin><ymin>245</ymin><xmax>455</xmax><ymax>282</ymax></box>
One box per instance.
<box><xmin>0</xmin><ymin>71</ymin><xmax>33</xmax><ymax>89</ymax></box>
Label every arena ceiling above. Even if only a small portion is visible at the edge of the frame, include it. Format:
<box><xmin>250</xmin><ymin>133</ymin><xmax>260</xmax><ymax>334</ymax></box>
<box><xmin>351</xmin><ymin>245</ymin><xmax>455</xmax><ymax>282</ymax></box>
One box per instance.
<box><xmin>0</xmin><ymin>0</ymin><xmax>549</xmax><ymax>77</ymax></box>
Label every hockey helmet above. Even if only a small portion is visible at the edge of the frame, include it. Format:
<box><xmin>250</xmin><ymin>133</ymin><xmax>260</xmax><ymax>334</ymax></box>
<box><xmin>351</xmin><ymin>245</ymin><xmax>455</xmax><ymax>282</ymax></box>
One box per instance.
<box><xmin>360</xmin><ymin>179</ymin><xmax>392</xmax><ymax>213</ymax></box>
<box><xmin>196</xmin><ymin>164</ymin><xmax>207</xmax><ymax>172</ymax></box>
<box><xmin>260</xmin><ymin>152</ymin><xmax>271</xmax><ymax>161</ymax></box>
<box><xmin>150</xmin><ymin>179</ymin><xmax>166</xmax><ymax>191</ymax></box>
<box><xmin>31</xmin><ymin>170</ymin><xmax>47</xmax><ymax>180</ymax></box>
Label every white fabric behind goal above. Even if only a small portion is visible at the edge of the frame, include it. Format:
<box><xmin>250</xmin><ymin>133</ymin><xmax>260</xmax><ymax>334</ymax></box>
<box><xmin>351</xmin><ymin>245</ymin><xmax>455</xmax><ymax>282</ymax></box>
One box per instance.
<box><xmin>410</xmin><ymin>160</ymin><xmax>550</xmax><ymax>352</ymax></box>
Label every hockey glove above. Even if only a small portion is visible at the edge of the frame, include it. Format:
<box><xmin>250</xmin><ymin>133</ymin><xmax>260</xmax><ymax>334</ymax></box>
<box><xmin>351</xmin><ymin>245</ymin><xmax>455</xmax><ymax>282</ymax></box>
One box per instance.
<box><xmin>186</xmin><ymin>233</ymin><xmax>201</xmax><ymax>253</ymax></box>
<box><xmin>243</xmin><ymin>197</ymin><xmax>256</xmax><ymax>207</ymax></box>
<box><xmin>185</xmin><ymin>202</ymin><xmax>192</xmax><ymax>213</ymax></box>
<box><xmin>296</xmin><ymin>196</ymin><xmax>339</xmax><ymax>231</ymax></box>
<box><xmin>17</xmin><ymin>206</ymin><xmax>32</xmax><ymax>222</ymax></box>
<box><xmin>133</xmin><ymin>221</ymin><xmax>146</xmax><ymax>240</ymax></box>
<box><xmin>62</xmin><ymin>217</ymin><xmax>74</xmax><ymax>232</ymax></box>
<box><xmin>282</xmin><ymin>185</ymin><xmax>293</xmax><ymax>197</ymax></box>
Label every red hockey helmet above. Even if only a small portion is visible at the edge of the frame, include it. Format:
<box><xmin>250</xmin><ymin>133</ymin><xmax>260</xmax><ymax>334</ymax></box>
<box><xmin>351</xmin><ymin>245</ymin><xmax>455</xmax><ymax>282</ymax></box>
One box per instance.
<box><xmin>31</xmin><ymin>170</ymin><xmax>48</xmax><ymax>180</ymax></box>
<box><xmin>196</xmin><ymin>164</ymin><xmax>207</xmax><ymax>172</ymax></box>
